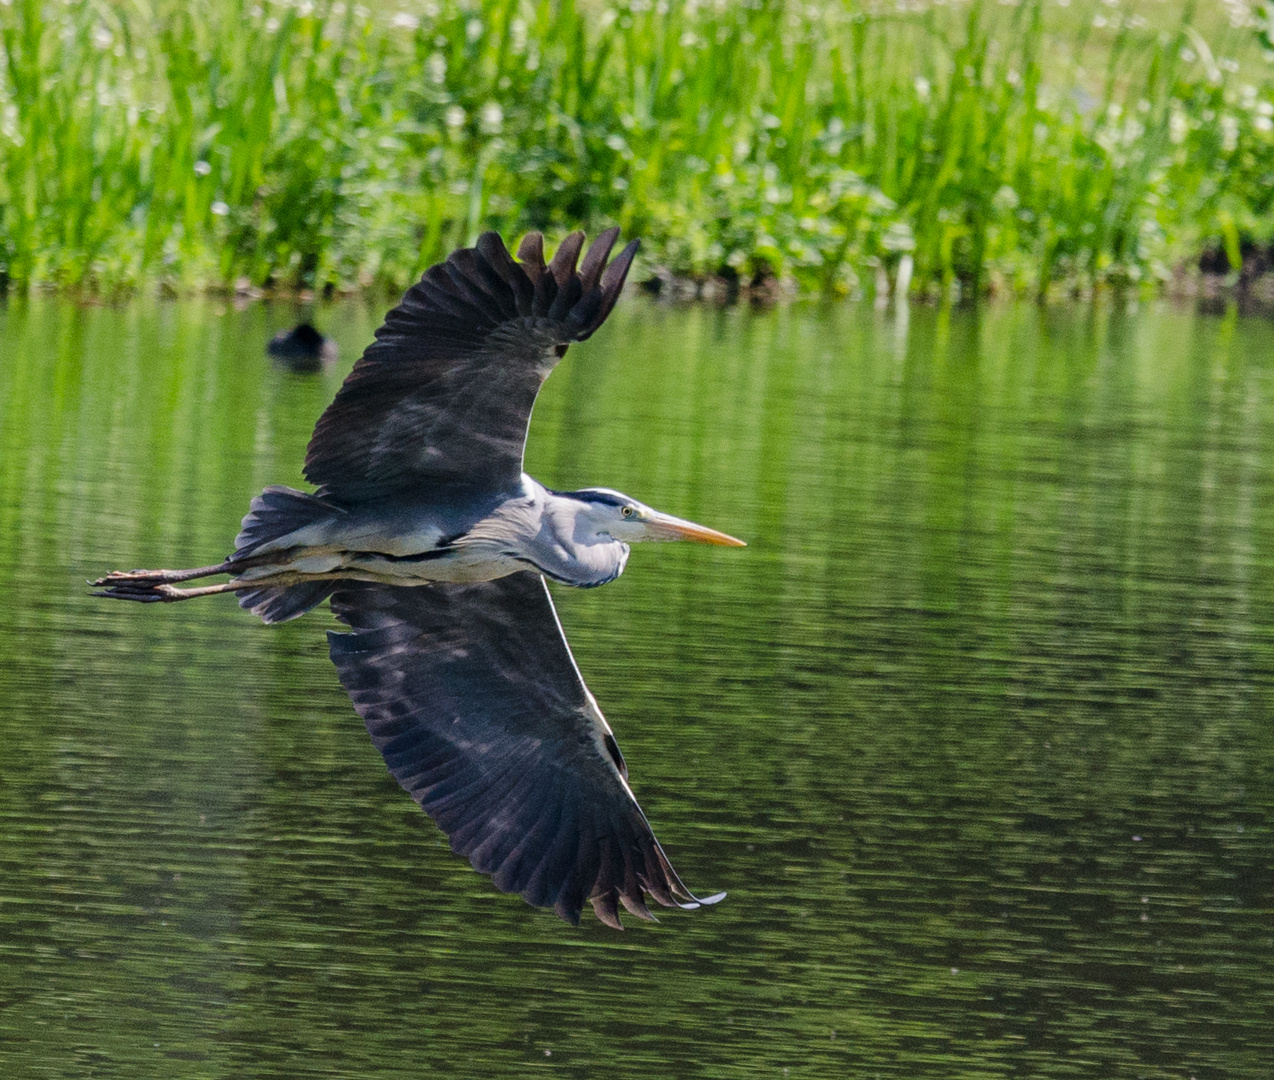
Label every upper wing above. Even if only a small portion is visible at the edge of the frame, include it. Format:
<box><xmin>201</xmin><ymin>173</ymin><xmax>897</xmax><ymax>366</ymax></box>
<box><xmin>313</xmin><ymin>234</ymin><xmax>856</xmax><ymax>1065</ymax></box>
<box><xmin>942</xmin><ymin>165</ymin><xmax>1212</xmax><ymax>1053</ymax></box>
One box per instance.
<box><xmin>326</xmin><ymin>574</ymin><xmax>722</xmax><ymax>927</ymax></box>
<box><xmin>304</xmin><ymin>229</ymin><xmax>638</xmax><ymax>504</ymax></box>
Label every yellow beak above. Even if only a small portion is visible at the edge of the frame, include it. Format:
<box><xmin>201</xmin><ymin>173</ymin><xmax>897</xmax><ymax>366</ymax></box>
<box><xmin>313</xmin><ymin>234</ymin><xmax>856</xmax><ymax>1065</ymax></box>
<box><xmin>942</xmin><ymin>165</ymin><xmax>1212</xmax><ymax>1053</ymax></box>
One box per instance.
<box><xmin>643</xmin><ymin>512</ymin><xmax>747</xmax><ymax>547</ymax></box>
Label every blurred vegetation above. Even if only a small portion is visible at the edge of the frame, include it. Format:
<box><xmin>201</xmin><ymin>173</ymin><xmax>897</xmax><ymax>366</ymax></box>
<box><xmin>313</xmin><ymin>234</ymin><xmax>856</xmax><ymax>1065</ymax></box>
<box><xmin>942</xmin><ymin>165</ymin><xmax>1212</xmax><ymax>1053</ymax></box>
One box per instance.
<box><xmin>1</xmin><ymin>0</ymin><xmax>1273</xmax><ymax>298</ymax></box>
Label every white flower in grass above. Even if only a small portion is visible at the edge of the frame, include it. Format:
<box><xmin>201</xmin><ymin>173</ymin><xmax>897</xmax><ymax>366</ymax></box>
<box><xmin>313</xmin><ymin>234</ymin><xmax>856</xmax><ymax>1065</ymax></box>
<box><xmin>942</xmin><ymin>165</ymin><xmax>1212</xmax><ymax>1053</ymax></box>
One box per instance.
<box><xmin>993</xmin><ymin>185</ymin><xmax>1019</xmax><ymax>213</ymax></box>
<box><xmin>194</xmin><ymin>160</ymin><xmax>212</xmax><ymax>176</ymax></box>
<box><xmin>391</xmin><ymin>12</ymin><xmax>418</xmax><ymax>31</ymax></box>
<box><xmin>1221</xmin><ymin>114</ymin><xmax>1239</xmax><ymax>153</ymax></box>
<box><xmin>1169</xmin><ymin>109</ymin><xmax>1188</xmax><ymax>144</ymax></box>
<box><xmin>445</xmin><ymin>105</ymin><xmax>466</xmax><ymax>129</ymax></box>
<box><xmin>211</xmin><ymin>201</ymin><xmax>230</xmax><ymax>216</ymax></box>
<box><xmin>480</xmin><ymin>102</ymin><xmax>503</xmax><ymax>133</ymax></box>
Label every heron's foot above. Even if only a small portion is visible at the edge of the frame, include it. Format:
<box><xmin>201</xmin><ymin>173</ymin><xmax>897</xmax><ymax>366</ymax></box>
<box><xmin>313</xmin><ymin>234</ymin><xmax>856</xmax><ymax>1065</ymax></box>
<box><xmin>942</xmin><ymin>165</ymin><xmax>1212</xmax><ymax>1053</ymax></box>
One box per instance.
<box><xmin>92</xmin><ymin>575</ymin><xmax>185</xmax><ymax>603</ymax></box>
<box><xmin>91</xmin><ymin>561</ymin><xmax>232</xmax><ymax>590</ymax></box>
<box><xmin>91</xmin><ymin>569</ymin><xmax>172</xmax><ymax>587</ymax></box>
<box><xmin>92</xmin><ymin>562</ymin><xmax>241</xmax><ymax>602</ymax></box>
<box><xmin>93</xmin><ymin>576</ymin><xmax>239</xmax><ymax>603</ymax></box>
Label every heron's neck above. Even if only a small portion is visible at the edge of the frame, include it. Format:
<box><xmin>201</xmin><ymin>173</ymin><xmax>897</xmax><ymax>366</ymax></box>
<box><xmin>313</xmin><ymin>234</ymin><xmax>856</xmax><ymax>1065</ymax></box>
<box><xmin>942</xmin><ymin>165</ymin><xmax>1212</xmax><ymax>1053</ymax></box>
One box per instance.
<box><xmin>529</xmin><ymin>485</ymin><xmax>629</xmax><ymax>589</ymax></box>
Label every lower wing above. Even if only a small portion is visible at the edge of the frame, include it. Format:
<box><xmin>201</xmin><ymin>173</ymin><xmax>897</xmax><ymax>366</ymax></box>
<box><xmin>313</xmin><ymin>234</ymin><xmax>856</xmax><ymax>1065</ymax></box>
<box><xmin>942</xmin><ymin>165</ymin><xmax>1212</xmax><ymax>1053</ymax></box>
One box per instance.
<box><xmin>326</xmin><ymin>573</ymin><xmax>723</xmax><ymax>927</ymax></box>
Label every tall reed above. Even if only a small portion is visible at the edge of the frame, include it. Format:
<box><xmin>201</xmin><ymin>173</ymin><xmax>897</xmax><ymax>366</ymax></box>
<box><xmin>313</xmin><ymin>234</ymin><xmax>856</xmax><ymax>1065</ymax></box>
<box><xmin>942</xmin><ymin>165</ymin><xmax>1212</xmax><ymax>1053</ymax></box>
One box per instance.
<box><xmin>1</xmin><ymin>0</ymin><xmax>1271</xmax><ymax>297</ymax></box>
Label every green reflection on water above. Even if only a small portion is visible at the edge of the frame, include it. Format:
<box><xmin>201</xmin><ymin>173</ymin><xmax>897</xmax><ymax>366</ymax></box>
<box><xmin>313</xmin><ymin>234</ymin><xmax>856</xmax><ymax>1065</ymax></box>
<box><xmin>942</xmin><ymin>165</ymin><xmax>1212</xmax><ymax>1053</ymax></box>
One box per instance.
<box><xmin>1</xmin><ymin>297</ymin><xmax>1272</xmax><ymax>1079</ymax></box>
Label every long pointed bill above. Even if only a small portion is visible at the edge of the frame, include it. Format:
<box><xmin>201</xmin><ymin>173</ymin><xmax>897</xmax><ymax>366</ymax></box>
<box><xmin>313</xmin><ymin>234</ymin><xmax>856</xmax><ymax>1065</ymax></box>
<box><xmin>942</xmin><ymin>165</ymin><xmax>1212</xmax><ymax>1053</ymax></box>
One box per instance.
<box><xmin>642</xmin><ymin>511</ymin><xmax>747</xmax><ymax>546</ymax></box>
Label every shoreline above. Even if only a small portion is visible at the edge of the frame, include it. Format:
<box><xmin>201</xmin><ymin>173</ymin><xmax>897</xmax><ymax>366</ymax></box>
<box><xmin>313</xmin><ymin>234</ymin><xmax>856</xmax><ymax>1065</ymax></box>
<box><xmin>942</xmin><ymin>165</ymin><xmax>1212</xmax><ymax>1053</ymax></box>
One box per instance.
<box><xmin>5</xmin><ymin>263</ymin><xmax>1272</xmax><ymax>314</ymax></box>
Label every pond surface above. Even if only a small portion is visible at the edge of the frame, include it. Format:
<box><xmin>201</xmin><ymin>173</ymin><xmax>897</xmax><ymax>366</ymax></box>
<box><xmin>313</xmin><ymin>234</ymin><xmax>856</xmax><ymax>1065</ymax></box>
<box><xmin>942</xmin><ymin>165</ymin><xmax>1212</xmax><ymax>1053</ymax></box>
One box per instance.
<box><xmin>1</xmin><ymin>294</ymin><xmax>1272</xmax><ymax>1079</ymax></box>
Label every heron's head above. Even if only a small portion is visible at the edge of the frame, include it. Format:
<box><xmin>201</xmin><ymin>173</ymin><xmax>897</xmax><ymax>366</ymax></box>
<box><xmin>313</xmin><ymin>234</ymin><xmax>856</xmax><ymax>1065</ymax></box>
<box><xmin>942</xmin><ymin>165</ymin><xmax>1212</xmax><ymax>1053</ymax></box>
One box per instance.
<box><xmin>571</xmin><ymin>488</ymin><xmax>746</xmax><ymax>547</ymax></box>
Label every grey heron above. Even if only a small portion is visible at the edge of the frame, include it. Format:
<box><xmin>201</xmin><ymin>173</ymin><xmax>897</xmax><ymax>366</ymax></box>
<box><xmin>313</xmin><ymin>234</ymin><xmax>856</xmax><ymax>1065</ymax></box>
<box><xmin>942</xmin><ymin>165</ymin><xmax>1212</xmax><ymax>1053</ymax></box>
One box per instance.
<box><xmin>94</xmin><ymin>228</ymin><xmax>745</xmax><ymax>928</ymax></box>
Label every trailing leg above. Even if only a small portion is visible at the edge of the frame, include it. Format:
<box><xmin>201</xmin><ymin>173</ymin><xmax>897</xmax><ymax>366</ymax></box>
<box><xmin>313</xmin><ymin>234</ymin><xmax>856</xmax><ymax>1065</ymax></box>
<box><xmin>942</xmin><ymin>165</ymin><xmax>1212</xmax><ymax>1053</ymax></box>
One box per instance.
<box><xmin>91</xmin><ymin>576</ymin><xmax>244</xmax><ymax>604</ymax></box>
<box><xmin>93</xmin><ymin>563</ymin><xmax>341</xmax><ymax>623</ymax></box>
<box><xmin>91</xmin><ymin>562</ymin><xmax>236</xmax><ymax>591</ymax></box>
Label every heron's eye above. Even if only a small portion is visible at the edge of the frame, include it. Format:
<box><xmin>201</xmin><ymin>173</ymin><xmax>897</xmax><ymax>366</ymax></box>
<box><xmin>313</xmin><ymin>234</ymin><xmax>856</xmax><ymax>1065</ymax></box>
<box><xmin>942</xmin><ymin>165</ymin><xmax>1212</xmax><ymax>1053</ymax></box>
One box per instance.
<box><xmin>621</xmin><ymin>505</ymin><xmax>634</xmax><ymax>518</ymax></box>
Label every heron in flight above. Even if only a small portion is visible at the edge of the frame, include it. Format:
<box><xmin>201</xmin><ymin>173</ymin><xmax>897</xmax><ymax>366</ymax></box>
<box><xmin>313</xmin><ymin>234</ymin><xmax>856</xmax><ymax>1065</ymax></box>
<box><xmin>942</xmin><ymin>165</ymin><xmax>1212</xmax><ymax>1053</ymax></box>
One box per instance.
<box><xmin>94</xmin><ymin>228</ymin><xmax>745</xmax><ymax>928</ymax></box>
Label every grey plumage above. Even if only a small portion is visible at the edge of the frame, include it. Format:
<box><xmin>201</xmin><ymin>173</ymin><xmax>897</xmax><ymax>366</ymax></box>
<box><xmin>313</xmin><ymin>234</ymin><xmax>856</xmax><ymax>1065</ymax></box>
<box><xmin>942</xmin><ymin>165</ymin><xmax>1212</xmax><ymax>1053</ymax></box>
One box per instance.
<box><xmin>94</xmin><ymin>228</ymin><xmax>743</xmax><ymax>927</ymax></box>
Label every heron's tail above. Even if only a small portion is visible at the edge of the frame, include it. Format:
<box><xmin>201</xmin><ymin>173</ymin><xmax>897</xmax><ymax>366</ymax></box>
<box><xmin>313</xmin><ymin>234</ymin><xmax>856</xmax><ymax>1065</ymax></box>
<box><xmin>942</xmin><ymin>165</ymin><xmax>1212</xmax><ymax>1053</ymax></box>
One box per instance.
<box><xmin>224</xmin><ymin>486</ymin><xmax>345</xmax><ymax>623</ymax></box>
<box><xmin>232</xmin><ymin>485</ymin><xmax>343</xmax><ymax>559</ymax></box>
<box><xmin>235</xmin><ymin>580</ymin><xmax>337</xmax><ymax>623</ymax></box>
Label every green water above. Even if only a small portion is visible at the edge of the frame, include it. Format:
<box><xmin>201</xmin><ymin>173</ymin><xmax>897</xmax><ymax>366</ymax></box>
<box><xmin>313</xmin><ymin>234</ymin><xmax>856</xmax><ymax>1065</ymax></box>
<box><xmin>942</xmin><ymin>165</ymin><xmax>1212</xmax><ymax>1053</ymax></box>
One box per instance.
<box><xmin>1</xmin><ymin>296</ymin><xmax>1272</xmax><ymax>1079</ymax></box>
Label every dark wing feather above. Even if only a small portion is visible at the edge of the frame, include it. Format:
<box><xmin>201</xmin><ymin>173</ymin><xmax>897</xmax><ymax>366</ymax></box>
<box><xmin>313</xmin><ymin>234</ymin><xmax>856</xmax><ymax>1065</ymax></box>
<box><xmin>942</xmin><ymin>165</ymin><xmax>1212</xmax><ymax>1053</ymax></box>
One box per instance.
<box><xmin>327</xmin><ymin>574</ymin><xmax>722</xmax><ymax>927</ymax></box>
<box><xmin>304</xmin><ymin>230</ymin><xmax>638</xmax><ymax>504</ymax></box>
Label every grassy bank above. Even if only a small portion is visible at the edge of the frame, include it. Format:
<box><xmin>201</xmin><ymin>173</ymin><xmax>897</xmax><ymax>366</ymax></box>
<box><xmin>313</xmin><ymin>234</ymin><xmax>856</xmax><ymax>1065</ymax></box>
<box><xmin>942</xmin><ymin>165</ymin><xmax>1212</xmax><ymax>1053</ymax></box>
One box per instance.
<box><xmin>2</xmin><ymin>0</ymin><xmax>1273</xmax><ymax>299</ymax></box>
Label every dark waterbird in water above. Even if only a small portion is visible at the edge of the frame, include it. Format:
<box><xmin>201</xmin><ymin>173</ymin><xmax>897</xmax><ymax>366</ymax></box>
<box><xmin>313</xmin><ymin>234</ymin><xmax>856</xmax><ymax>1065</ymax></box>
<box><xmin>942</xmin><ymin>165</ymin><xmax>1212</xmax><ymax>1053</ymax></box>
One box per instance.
<box><xmin>266</xmin><ymin>321</ymin><xmax>338</xmax><ymax>371</ymax></box>
<box><xmin>94</xmin><ymin>228</ymin><xmax>745</xmax><ymax>927</ymax></box>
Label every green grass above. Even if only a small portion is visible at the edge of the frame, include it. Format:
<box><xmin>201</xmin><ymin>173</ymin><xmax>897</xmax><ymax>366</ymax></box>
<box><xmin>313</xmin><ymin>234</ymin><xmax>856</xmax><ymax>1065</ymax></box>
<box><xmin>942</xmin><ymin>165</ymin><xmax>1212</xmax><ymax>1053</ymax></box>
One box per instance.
<box><xmin>2</xmin><ymin>0</ymin><xmax>1273</xmax><ymax>298</ymax></box>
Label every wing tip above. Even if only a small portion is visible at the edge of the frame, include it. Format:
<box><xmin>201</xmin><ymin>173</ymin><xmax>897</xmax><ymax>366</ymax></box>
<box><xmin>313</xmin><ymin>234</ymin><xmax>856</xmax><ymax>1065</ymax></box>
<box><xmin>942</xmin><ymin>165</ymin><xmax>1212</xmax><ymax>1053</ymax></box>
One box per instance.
<box><xmin>548</xmin><ymin>230</ymin><xmax>587</xmax><ymax>286</ymax></box>
<box><xmin>517</xmin><ymin>231</ymin><xmax>546</xmax><ymax>270</ymax></box>
<box><xmin>570</xmin><ymin>882</ymin><xmax>723</xmax><ymax>929</ymax></box>
<box><xmin>680</xmin><ymin>889</ymin><xmax>727</xmax><ymax>911</ymax></box>
<box><xmin>513</xmin><ymin>227</ymin><xmax>638</xmax><ymax>341</ymax></box>
<box><xmin>554</xmin><ymin>896</ymin><xmax>584</xmax><ymax>927</ymax></box>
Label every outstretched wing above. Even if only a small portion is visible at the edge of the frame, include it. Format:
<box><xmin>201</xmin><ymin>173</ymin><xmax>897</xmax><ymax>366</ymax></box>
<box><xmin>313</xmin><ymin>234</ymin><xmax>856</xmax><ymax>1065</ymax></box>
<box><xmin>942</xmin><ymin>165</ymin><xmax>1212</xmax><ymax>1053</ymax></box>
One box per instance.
<box><xmin>327</xmin><ymin>575</ymin><xmax>723</xmax><ymax>927</ymax></box>
<box><xmin>305</xmin><ymin>229</ymin><xmax>638</xmax><ymax>504</ymax></box>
